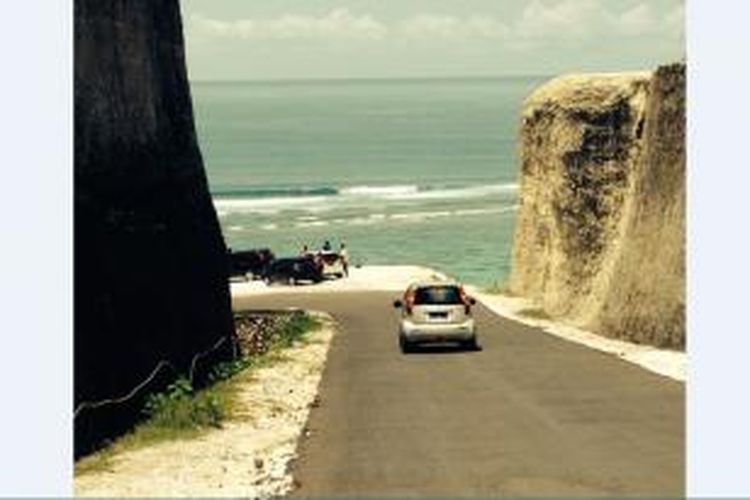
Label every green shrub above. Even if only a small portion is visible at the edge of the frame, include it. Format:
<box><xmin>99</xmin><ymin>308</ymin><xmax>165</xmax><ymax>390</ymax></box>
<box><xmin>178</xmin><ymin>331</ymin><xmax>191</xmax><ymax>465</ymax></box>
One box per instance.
<box><xmin>138</xmin><ymin>313</ymin><xmax>321</xmax><ymax>433</ymax></box>
<box><xmin>208</xmin><ymin>358</ymin><xmax>256</xmax><ymax>384</ymax></box>
<box><xmin>77</xmin><ymin>310</ymin><xmax>326</xmax><ymax>474</ymax></box>
<box><xmin>278</xmin><ymin>312</ymin><xmax>321</xmax><ymax>348</ymax></box>
<box><xmin>143</xmin><ymin>378</ymin><xmax>224</xmax><ymax>430</ymax></box>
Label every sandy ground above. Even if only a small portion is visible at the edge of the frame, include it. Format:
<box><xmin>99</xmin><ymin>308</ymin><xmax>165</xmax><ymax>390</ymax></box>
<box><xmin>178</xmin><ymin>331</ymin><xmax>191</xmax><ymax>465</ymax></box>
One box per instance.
<box><xmin>233</xmin><ymin>266</ymin><xmax>684</xmax><ymax>382</ymax></box>
<box><xmin>230</xmin><ymin>265</ymin><xmax>448</xmax><ymax>296</ymax></box>
<box><xmin>75</xmin><ymin>314</ymin><xmax>335</xmax><ymax>498</ymax></box>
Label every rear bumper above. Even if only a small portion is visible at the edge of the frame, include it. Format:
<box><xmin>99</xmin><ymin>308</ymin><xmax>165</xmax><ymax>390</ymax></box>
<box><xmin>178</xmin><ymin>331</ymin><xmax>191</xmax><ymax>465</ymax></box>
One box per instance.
<box><xmin>322</xmin><ymin>264</ymin><xmax>345</xmax><ymax>275</ymax></box>
<box><xmin>400</xmin><ymin>319</ymin><xmax>476</xmax><ymax>343</ymax></box>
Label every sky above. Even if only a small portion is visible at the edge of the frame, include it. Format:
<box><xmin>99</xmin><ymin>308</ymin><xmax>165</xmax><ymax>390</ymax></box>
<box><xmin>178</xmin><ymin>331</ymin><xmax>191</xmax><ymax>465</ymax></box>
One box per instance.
<box><xmin>180</xmin><ymin>0</ymin><xmax>685</xmax><ymax>81</ymax></box>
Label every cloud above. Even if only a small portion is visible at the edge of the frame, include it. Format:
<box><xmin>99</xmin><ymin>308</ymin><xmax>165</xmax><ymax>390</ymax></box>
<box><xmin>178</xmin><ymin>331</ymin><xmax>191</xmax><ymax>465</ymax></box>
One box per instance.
<box><xmin>188</xmin><ymin>2</ymin><xmax>684</xmax><ymax>44</ymax></box>
<box><xmin>189</xmin><ymin>8</ymin><xmax>388</xmax><ymax>41</ymax></box>
<box><xmin>401</xmin><ymin>15</ymin><xmax>510</xmax><ymax>40</ymax></box>
<box><xmin>618</xmin><ymin>3</ymin><xmax>658</xmax><ymax>36</ymax></box>
<box><xmin>515</xmin><ymin>0</ymin><xmax>684</xmax><ymax>41</ymax></box>
<box><xmin>516</xmin><ymin>0</ymin><xmax>603</xmax><ymax>39</ymax></box>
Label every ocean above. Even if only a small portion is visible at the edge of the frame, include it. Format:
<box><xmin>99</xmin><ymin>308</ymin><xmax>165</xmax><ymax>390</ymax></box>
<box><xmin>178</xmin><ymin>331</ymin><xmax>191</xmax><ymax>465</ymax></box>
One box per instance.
<box><xmin>191</xmin><ymin>77</ymin><xmax>547</xmax><ymax>287</ymax></box>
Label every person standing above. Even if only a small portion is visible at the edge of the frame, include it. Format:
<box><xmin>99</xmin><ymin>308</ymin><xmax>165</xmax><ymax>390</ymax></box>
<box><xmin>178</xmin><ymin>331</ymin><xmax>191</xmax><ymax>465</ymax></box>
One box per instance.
<box><xmin>339</xmin><ymin>242</ymin><xmax>349</xmax><ymax>277</ymax></box>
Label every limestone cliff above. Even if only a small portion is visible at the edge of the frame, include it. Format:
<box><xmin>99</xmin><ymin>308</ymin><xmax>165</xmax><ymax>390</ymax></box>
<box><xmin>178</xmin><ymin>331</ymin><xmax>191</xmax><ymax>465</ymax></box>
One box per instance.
<box><xmin>75</xmin><ymin>0</ymin><xmax>235</xmax><ymax>454</ymax></box>
<box><xmin>508</xmin><ymin>64</ymin><xmax>685</xmax><ymax>349</ymax></box>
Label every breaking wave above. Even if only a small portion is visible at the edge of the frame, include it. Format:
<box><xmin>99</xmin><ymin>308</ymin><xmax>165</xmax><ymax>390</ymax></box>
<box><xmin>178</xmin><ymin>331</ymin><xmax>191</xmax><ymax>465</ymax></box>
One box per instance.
<box><xmin>213</xmin><ymin>182</ymin><xmax>518</xmax><ymax>216</ymax></box>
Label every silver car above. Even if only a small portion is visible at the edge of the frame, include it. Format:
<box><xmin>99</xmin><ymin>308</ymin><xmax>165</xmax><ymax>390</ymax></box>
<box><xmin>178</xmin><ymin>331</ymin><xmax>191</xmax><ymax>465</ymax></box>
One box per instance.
<box><xmin>393</xmin><ymin>282</ymin><xmax>479</xmax><ymax>352</ymax></box>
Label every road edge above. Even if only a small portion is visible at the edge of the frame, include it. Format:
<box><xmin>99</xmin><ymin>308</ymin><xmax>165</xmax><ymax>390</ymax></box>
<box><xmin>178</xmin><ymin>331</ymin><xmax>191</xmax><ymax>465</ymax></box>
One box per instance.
<box><xmin>471</xmin><ymin>289</ymin><xmax>686</xmax><ymax>382</ymax></box>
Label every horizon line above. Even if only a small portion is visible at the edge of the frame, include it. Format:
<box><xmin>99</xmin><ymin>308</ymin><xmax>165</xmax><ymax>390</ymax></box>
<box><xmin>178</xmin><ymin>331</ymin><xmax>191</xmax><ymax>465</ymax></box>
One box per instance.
<box><xmin>189</xmin><ymin>74</ymin><xmax>554</xmax><ymax>84</ymax></box>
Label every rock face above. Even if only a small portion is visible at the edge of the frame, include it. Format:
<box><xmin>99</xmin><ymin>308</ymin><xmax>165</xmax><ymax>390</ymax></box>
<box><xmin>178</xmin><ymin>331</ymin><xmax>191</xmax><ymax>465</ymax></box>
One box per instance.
<box><xmin>508</xmin><ymin>64</ymin><xmax>685</xmax><ymax>349</ymax></box>
<box><xmin>75</xmin><ymin>0</ymin><xmax>235</xmax><ymax>454</ymax></box>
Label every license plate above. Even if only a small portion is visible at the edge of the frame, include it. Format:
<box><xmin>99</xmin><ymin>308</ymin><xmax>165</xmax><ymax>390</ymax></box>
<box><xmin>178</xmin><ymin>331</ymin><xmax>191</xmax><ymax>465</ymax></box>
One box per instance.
<box><xmin>428</xmin><ymin>312</ymin><xmax>449</xmax><ymax>320</ymax></box>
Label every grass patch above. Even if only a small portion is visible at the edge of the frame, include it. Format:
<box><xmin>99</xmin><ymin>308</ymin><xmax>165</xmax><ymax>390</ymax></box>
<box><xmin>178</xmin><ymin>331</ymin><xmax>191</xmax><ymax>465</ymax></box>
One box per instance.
<box><xmin>75</xmin><ymin>311</ymin><xmax>323</xmax><ymax>475</ymax></box>
<box><xmin>517</xmin><ymin>307</ymin><xmax>552</xmax><ymax>320</ymax></box>
<box><xmin>277</xmin><ymin>311</ymin><xmax>321</xmax><ymax>348</ymax></box>
<box><xmin>143</xmin><ymin>378</ymin><xmax>224</xmax><ymax>430</ymax></box>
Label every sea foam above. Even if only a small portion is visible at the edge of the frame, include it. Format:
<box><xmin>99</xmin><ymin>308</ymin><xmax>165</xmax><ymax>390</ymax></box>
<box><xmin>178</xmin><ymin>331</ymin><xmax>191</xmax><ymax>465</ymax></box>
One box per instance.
<box><xmin>213</xmin><ymin>182</ymin><xmax>518</xmax><ymax>215</ymax></box>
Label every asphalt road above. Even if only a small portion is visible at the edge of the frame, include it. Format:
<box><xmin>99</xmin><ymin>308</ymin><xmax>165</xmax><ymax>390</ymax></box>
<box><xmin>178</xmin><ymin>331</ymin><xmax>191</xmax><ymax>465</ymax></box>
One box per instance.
<box><xmin>234</xmin><ymin>291</ymin><xmax>684</xmax><ymax>497</ymax></box>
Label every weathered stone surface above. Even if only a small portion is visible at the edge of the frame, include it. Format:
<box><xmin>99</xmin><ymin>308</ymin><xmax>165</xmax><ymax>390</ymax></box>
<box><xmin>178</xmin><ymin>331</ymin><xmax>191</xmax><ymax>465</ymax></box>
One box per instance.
<box><xmin>508</xmin><ymin>64</ymin><xmax>685</xmax><ymax>349</ymax></box>
<box><xmin>594</xmin><ymin>64</ymin><xmax>686</xmax><ymax>348</ymax></box>
<box><xmin>75</xmin><ymin>0</ymin><xmax>235</xmax><ymax>454</ymax></box>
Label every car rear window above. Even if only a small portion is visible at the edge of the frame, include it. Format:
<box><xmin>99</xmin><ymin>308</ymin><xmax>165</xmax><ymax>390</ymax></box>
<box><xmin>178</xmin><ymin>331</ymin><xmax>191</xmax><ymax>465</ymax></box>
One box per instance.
<box><xmin>320</xmin><ymin>253</ymin><xmax>339</xmax><ymax>264</ymax></box>
<box><xmin>413</xmin><ymin>286</ymin><xmax>463</xmax><ymax>305</ymax></box>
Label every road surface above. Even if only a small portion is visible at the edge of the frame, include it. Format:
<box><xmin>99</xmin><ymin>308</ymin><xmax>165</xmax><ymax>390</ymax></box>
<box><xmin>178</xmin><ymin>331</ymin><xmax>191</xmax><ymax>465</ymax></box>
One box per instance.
<box><xmin>234</xmin><ymin>291</ymin><xmax>684</xmax><ymax>497</ymax></box>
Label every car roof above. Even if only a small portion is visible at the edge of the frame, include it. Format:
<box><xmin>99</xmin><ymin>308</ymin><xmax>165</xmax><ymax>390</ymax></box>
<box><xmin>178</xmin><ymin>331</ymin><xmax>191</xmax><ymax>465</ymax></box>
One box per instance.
<box><xmin>408</xmin><ymin>281</ymin><xmax>462</xmax><ymax>289</ymax></box>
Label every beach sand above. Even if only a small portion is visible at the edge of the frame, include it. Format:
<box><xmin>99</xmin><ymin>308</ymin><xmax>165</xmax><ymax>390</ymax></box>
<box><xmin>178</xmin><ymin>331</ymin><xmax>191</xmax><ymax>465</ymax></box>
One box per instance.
<box><xmin>230</xmin><ymin>265</ymin><xmax>449</xmax><ymax>297</ymax></box>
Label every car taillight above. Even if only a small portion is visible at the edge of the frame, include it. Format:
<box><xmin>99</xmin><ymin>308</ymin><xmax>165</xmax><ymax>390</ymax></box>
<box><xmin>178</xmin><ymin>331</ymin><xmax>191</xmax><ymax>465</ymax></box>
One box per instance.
<box><xmin>405</xmin><ymin>291</ymin><xmax>415</xmax><ymax>315</ymax></box>
<box><xmin>459</xmin><ymin>285</ymin><xmax>471</xmax><ymax>314</ymax></box>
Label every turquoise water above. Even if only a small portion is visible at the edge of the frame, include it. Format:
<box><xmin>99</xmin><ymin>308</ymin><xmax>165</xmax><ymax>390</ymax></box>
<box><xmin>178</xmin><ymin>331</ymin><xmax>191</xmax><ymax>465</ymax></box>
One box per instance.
<box><xmin>191</xmin><ymin>77</ymin><xmax>546</xmax><ymax>286</ymax></box>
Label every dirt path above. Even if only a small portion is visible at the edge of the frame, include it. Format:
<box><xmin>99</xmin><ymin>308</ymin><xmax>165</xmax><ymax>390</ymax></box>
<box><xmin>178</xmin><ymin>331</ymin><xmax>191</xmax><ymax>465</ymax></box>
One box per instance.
<box><xmin>75</xmin><ymin>315</ymin><xmax>335</xmax><ymax>498</ymax></box>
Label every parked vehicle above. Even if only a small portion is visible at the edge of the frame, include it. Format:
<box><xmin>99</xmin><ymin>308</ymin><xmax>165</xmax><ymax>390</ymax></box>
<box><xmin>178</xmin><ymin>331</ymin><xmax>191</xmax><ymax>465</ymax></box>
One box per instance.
<box><xmin>393</xmin><ymin>282</ymin><xmax>478</xmax><ymax>352</ymax></box>
<box><xmin>262</xmin><ymin>256</ymin><xmax>324</xmax><ymax>285</ymax></box>
<box><xmin>318</xmin><ymin>251</ymin><xmax>346</xmax><ymax>278</ymax></box>
<box><xmin>228</xmin><ymin>248</ymin><xmax>275</xmax><ymax>279</ymax></box>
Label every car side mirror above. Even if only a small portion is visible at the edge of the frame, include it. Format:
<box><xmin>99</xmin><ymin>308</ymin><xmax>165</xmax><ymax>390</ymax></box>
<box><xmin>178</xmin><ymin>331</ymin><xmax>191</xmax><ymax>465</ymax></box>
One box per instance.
<box><xmin>469</xmin><ymin>297</ymin><xmax>476</xmax><ymax>305</ymax></box>
<box><xmin>393</xmin><ymin>299</ymin><xmax>403</xmax><ymax>308</ymax></box>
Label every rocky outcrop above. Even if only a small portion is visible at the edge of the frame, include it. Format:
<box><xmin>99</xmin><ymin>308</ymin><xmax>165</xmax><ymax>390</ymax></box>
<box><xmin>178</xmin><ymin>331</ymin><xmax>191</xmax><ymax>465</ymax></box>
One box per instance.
<box><xmin>75</xmin><ymin>0</ymin><xmax>235</xmax><ymax>454</ymax></box>
<box><xmin>508</xmin><ymin>64</ymin><xmax>685</xmax><ymax>349</ymax></box>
